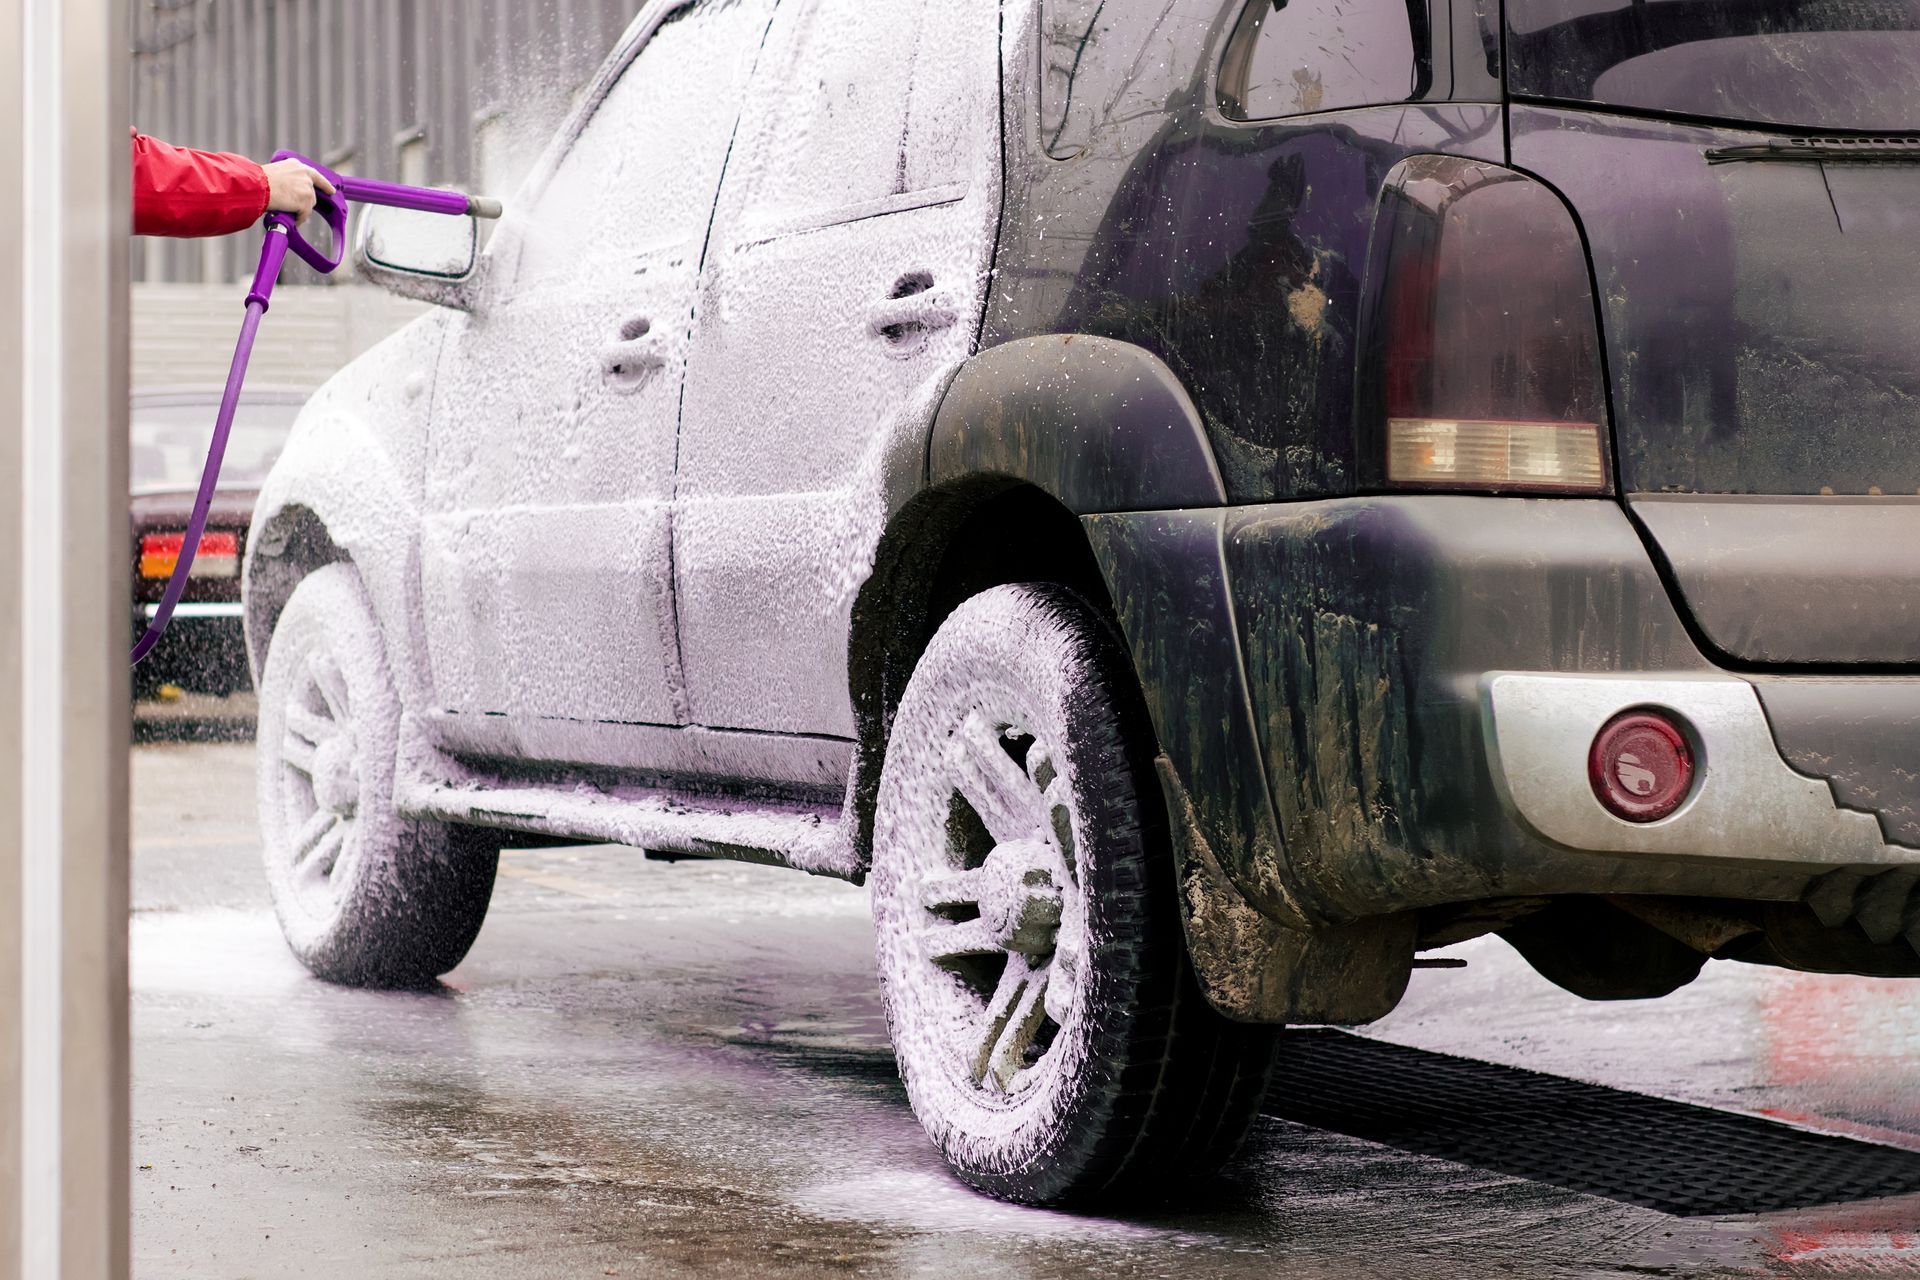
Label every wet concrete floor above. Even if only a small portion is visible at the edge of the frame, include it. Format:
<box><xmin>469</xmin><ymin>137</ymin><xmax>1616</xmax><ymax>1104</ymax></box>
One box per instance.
<box><xmin>134</xmin><ymin>734</ymin><xmax>1920</xmax><ymax>1278</ymax></box>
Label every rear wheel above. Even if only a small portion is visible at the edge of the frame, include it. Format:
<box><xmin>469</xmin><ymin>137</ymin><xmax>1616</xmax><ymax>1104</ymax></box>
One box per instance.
<box><xmin>256</xmin><ymin>563</ymin><xmax>497</xmax><ymax>986</ymax></box>
<box><xmin>872</xmin><ymin>583</ymin><xmax>1279</xmax><ymax>1205</ymax></box>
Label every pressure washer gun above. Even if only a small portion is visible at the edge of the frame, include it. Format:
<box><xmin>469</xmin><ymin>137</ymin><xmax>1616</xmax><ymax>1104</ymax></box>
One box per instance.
<box><xmin>131</xmin><ymin>151</ymin><xmax>502</xmax><ymax>665</ymax></box>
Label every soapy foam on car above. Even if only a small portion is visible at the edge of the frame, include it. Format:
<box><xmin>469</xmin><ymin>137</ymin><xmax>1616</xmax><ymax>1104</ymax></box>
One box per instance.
<box><xmin>667</xmin><ymin>0</ymin><xmax>1006</xmax><ymax>736</ymax></box>
<box><xmin>255</xmin><ymin>0</ymin><xmax>1028</xmax><ymax>917</ymax></box>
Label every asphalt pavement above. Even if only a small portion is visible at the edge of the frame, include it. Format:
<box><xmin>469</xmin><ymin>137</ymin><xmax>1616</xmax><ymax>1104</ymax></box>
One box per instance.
<box><xmin>133</xmin><ymin>728</ymin><xmax>1920</xmax><ymax>1278</ymax></box>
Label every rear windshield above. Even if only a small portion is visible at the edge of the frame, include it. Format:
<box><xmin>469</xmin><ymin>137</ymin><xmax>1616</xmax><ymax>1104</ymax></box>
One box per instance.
<box><xmin>1506</xmin><ymin>0</ymin><xmax>1920</xmax><ymax>132</ymax></box>
<box><xmin>132</xmin><ymin>400</ymin><xmax>302</xmax><ymax>492</ymax></box>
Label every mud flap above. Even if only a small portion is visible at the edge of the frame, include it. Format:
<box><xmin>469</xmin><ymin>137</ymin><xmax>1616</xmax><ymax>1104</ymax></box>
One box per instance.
<box><xmin>1158</xmin><ymin>756</ymin><xmax>1413</xmax><ymax>1024</ymax></box>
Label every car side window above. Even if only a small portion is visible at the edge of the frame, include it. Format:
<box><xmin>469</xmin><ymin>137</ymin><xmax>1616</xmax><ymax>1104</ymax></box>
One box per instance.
<box><xmin>515</xmin><ymin>0</ymin><xmax>770</xmax><ymax>287</ymax></box>
<box><xmin>1218</xmin><ymin>0</ymin><xmax>1432</xmax><ymax>121</ymax></box>
<box><xmin>723</xmin><ymin>0</ymin><xmax>965</xmax><ymax>235</ymax></box>
<box><xmin>1039</xmin><ymin>0</ymin><xmax>1227</xmax><ymax>159</ymax></box>
<box><xmin>1040</xmin><ymin>0</ymin><xmax>1117</xmax><ymax>159</ymax></box>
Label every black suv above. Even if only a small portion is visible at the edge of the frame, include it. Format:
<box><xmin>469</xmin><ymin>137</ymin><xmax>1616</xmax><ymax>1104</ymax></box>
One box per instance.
<box><xmin>244</xmin><ymin>0</ymin><xmax>1920</xmax><ymax>1205</ymax></box>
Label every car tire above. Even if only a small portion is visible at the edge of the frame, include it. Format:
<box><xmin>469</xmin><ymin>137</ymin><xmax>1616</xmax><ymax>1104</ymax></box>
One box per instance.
<box><xmin>256</xmin><ymin>563</ymin><xmax>497</xmax><ymax>987</ymax></box>
<box><xmin>872</xmin><ymin>582</ymin><xmax>1279</xmax><ymax>1206</ymax></box>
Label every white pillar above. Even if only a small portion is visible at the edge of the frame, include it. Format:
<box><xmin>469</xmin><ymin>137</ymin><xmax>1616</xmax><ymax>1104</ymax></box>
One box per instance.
<box><xmin>0</xmin><ymin>0</ymin><xmax>132</xmax><ymax>1277</ymax></box>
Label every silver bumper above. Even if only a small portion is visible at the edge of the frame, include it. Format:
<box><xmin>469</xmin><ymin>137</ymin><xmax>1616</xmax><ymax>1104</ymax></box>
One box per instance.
<box><xmin>1481</xmin><ymin>673</ymin><xmax>1917</xmax><ymax>867</ymax></box>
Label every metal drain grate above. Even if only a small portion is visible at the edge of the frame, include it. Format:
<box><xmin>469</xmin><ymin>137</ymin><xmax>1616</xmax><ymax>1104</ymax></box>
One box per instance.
<box><xmin>1268</xmin><ymin>1029</ymin><xmax>1920</xmax><ymax>1216</ymax></box>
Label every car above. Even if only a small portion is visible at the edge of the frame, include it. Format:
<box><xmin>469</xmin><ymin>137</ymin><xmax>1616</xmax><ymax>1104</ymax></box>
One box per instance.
<box><xmin>132</xmin><ymin>386</ymin><xmax>306</xmax><ymax>698</ymax></box>
<box><xmin>242</xmin><ymin>0</ymin><xmax>1920</xmax><ymax>1206</ymax></box>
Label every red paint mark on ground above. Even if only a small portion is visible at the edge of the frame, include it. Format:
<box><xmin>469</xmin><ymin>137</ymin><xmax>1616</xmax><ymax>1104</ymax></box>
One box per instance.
<box><xmin>1774</xmin><ymin>1228</ymin><xmax>1920</xmax><ymax>1271</ymax></box>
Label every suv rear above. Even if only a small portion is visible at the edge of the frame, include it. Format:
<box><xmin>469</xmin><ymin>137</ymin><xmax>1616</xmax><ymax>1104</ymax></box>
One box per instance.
<box><xmin>244</xmin><ymin>0</ymin><xmax>1920</xmax><ymax>1206</ymax></box>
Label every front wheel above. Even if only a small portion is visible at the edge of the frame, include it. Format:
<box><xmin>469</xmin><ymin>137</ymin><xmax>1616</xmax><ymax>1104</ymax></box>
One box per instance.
<box><xmin>256</xmin><ymin>563</ymin><xmax>497</xmax><ymax>986</ymax></box>
<box><xmin>872</xmin><ymin>583</ymin><xmax>1280</xmax><ymax>1206</ymax></box>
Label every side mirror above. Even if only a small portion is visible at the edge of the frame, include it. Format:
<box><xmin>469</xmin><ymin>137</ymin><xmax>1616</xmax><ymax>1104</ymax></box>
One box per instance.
<box><xmin>354</xmin><ymin>204</ymin><xmax>481</xmax><ymax>311</ymax></box>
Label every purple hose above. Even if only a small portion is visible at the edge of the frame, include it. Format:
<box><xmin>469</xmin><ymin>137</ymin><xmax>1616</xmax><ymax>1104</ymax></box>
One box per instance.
<box><xmin>130</xmin><ymin>229</ymin><xmax>288</xmax><ymax>666</ymax></box>
<box><xmin>131</xmin><ymin>158</ymin><xmax>498</xmax><ymax>667</ymax></box>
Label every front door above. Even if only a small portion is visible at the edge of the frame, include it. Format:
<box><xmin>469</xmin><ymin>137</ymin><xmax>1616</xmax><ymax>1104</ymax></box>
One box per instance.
<box><xmin>421</xmin><ymin>0</ymin><xmax>774</xmax><ymax>747</ymax></box>
<box><xmin>674</xmin><ymin>0</ymin><xmax>1003</xmax><ymax>738</ymax></box>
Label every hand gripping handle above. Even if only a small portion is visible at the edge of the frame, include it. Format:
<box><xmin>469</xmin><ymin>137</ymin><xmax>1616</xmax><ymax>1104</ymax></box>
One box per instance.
<box><xmin>268</xmin><ymin>149</ymin><xmax>349</xmax><ymax>275</ymax></box>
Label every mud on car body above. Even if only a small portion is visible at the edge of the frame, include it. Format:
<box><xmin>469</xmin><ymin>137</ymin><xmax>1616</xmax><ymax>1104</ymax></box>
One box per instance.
<box><xmin>242</xmin><ymin>0</ymin><xmax>1920</xmax><ymax>1204</ymax></box>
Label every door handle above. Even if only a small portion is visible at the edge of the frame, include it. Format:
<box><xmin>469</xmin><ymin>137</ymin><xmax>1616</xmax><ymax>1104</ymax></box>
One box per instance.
<box><xmin>599</xmin><ymin>314</ymin><xmax>665</xmax><ymax>390</ymax></box>
<box><xmin>867</xmin><ymin>274</ymin><xmax>958</xmax><ymax>354</ymax></box>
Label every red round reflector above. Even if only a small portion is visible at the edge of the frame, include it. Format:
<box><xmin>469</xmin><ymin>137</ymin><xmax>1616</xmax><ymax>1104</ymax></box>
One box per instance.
<box><xmin>1588</xmin><ymin>710</ymin><xmax>1695</xmax><ymax>823</ymax></box>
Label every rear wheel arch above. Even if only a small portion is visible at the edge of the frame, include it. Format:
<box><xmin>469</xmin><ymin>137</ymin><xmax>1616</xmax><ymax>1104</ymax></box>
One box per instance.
<box><xmin>847</xmin><ymin>333</ymin><xmax>1227</xmax><ymax>858</ymax></box>
<box><xmin>848</xmin><ymin>478</ymin><xmax>1131</xmax><ymax>865</ymax></box>
<box><xmin>926</xmin><ymin>334</ymin><xmax>1227</xmax><ymax>514</ymax></box>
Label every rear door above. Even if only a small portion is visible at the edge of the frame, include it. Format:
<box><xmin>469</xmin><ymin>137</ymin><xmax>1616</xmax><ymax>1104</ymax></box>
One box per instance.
<box><xmin>673</xmin><ymin>0</ymin><xmax>1003</xmax><ymax>737</ymax></box>
<box><xmin>421</xmin><ymin>0</ymin><xmax>773</xmax><ymax>747</ymax></box>
<box><xmin>1505</xmin><ymin>0</ymin><xmax>1920</xmax><ymax>664</ymax></box>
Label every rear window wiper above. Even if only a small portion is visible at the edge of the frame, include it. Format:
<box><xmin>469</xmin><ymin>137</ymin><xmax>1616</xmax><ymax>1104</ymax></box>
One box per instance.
<box><xmin>1708</xmin><ymin>136</ymin><xmax>1920</xmax><ymax>164</ymax></box>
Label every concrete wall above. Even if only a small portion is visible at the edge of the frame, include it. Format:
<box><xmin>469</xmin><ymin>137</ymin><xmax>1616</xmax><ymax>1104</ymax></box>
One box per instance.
<box><xmin>4</xmin><ymin>1</ymin><xmax>132</xmax><ymax>1275</ymax></box>
<box><xmin>132</xmin><ymin>281</ymin><xmax>425</xmax><ymax>393</ymax></box>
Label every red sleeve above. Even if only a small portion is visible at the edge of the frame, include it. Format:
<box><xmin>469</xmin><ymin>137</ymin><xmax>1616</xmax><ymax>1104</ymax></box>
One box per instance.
<box><xmin>130</xmin><ymin>129</ymin><xmax>271</xmax><ymax>238</ymax></box>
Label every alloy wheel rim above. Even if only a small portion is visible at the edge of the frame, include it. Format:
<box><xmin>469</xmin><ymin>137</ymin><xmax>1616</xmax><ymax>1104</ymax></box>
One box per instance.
<box><xmin>274</xmin><ymin>646</ymin><xmax>363</xmax><ymax>919</ymax></box>
<box><xmin>911</xmin><ymin>707</ymin><xmax>1086</xmax><ymax>1098</ymax></box>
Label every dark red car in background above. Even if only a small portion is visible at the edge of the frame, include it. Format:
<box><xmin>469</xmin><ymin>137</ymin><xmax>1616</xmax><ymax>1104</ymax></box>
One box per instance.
<box><xmin>132</xmin><ymin>386</ymin><xmax>306</xmax><ymax>698</ymax></box>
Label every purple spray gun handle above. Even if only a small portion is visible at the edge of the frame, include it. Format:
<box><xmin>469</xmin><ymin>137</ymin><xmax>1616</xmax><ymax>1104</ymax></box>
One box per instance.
<box><xmin>131</xmin><ymin>157</ymin><xmax>500</xmax><ymax>667</ymax></box>
<box><xmin>265</xmin><ymin>150</ymin><xmax>505</xmax><ymax>283</ymax></box>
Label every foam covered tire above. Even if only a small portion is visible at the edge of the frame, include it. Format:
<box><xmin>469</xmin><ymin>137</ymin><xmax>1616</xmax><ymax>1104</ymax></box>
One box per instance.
<box><xmin>872</xmin><ymin>582</ymin><xmax>1279</xmax><ymax>1206</ymax></box>
<box><xmin>256</xmin><ymin>563</ymin><xmax>497</xmax><ymax>986</ymax></box>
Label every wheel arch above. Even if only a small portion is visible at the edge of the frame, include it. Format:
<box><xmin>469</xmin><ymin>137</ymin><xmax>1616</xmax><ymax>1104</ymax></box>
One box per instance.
<box><xmin>849</xmin><ymin>333</ymin><xmax>1225</xmax><ymax>861</ymax></box>
<box><xmin>242</xmin><ymin>410</ymin><xmax>431</xmax><ymax>710</ymax></box>
<box><xmin>848</xmin><ymin>478</ymin><xmax>1118</xmax><ymax>860</ymax></box>
<box><xmin>243</xmin><ymin>502</ymin><xmax>345</xmax><ymax>683</ymax></box>
<box><xmin>926</xmin><ymin>334</ymin><xmax>1228</xmax><ymax>514</ymax></box>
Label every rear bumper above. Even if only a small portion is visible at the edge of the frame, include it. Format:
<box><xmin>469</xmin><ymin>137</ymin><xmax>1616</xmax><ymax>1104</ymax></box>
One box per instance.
<box><xmin>130</xmin><ymin>603</ymin><xmax>250</xmax><ymax>693</ymax></box>
<box><xmin>1484</xmin><ymin>672</ymin><xmax>1913</xmax><ymax>870</ymax></box>
<box><xmin>1175</xmin><ymin>496</ymin><xmax>1917</xmax><ymax>922</ymax></box>
<box><xmin>136</xmin><ymin>602</ymin><xmax>245</xmax><ymax>622</ymax></box>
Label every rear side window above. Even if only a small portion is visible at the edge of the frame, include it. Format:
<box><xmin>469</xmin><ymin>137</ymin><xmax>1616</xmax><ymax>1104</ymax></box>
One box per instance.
<box><xmin>518</xmin><ymin>0</ymin><xmax>771</xmax><ymax>285</ymax></box>
<box><xmin>722</xmin><ymin>0</ymin><xmax>976</xmax><ymax>233</ymax></box>
<box><xmin>1506</xmin><ymin>0</ymin><xmax>1920</xmax><ymax>132</ymax></box>
<box><xmin>1218</xmin><ymin>0</ymin><xmax>1433</xmax><ymax>120</ymax></box>
<box><xmin>1042</xmin><ymin>0</ymin><xmax>1211</xmax><ymax>158</ymax></box>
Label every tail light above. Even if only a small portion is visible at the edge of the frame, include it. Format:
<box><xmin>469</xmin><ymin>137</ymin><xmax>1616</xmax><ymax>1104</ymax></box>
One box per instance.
<box><xmin>1358</xmin><ymin>156</ymin><xmax>1610</xmax><ymax>493</ymax></box>
<box><xmin>140</xmin><ymin>530</ymin><xmax>239</xmax><ymax>580</ymax></box>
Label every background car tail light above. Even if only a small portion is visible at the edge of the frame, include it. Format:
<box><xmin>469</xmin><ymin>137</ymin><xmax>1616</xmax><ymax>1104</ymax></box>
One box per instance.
<box><xmin>1589</xmin><ymin>709</ymin><xmax>1695</xmax><ymax>823</ymax></box>
<box><xmin>141</xmin><ymin>530</ymin><xmax>238</xmax><ymax>580</ymax></box>
<box><xmin>1360</xmin><ymin>155</ymin><xmax>1611</xmax><ymax>494</ymax></box>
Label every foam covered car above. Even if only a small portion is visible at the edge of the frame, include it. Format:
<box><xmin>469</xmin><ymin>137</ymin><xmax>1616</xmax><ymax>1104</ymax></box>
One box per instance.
<box><xmin>243</xmin><ymin>0</ymin><xmax>1920</xmax><ymax>1205</ymax></box>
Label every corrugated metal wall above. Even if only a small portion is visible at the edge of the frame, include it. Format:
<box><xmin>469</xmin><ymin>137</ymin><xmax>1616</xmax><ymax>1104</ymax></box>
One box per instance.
<box><xmin>131</xmin><ymin>0</ymin><xmax>644</xmax><ymax>284</ymax></box>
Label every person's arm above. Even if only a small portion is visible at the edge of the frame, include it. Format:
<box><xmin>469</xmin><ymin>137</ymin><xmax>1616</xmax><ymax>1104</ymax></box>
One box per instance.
<box><xmin>131</xmin><ymin>129</ymin><xmax>270</xmax><ymax>238</ymax></box>
<box><xmin>130</xmin><ymin>131</ymin><xmax>335</xmax><ymax>238</ymax></box>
